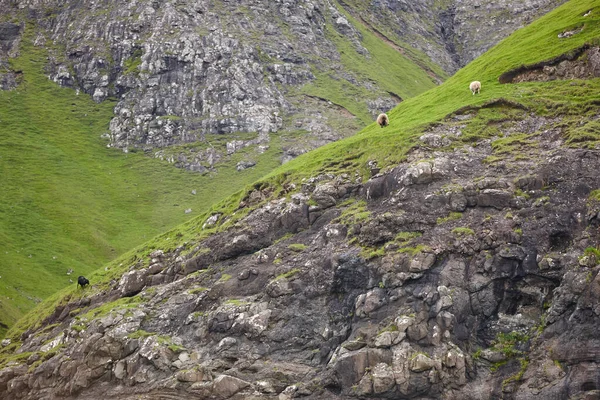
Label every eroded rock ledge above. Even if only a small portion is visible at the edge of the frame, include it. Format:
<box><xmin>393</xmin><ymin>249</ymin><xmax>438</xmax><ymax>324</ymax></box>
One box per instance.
<box><xmin>499</xmin><ymin>45</ymin><xmax>600</xmax><ymax>83</ymax></box>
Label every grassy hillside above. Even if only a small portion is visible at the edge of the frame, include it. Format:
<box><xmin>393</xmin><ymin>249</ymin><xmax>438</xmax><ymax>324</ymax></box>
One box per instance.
<box><xmin>0</xmin><ymin>1</ymin><xmax>444</xmax><ymax>337</ymax></box>
<box><xmin>0</xmin><ymin>29</ymin><xmax>287</xmax><ymax>337</ymax></box>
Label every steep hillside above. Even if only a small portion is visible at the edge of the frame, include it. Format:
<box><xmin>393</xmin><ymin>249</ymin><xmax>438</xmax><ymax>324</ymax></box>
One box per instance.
<box><xmin>0</xmin><ymin>0</ymin><xmax>561</xmax><ymax>336</ymax></box>
<box><xmin>1</xmin><ymin>0</ymin><xmax>598</xmax><ymax>399</ymax></box>
<box><xmin>0</xmin><ymin>0</ymin><xmax>442</xmax><ymax>335</ymax></box>
<box><xmin>340</xmin><ymin>0</ymin><xmax>568</xmax><ymax>74</ymax></box>
<box><xmin>0</xmin><ymin>28</ymin><xmax>288</xmax><ymax>338</ymax></box>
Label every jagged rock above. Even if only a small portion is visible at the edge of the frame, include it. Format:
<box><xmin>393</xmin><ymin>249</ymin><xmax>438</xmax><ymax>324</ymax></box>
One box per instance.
<box><xmin>355</xmin><ymin>288</ymin><xmax>387</xmax><ymax>317</ymax></box>
<box><xmin>176</xmin><ymin>367</ymin><xmax>205</xmax><ymax>383</ymax></box>
<box><xmin>403</xmin><ymin>161</ymin><xmax>434</xmax><ymax>184</ymax></box>
<box><xmin>395</xmin><ymin>315</ymin><xmax>415</xmax><ymax>333</ymax></box>
<box><xmin>407</xmin><ymin>321</ymin><xmax>429</xmax><ymax>342</ymax></box>
<box><xmin>311</xmin><ymin>182</ymin><xmax>339</xmax><ymax>208</ymax></box>
<box><xmin>374</xmin><ymin>331</ymin><xmax>405</xmax><ymax>348</ymax></box>
<box><xmin>355</xmin><ymin>372</ymin><xmax>374</xmax><ymax>396</ymax></box>
<box><xmin>410</xmin><ymin>353</ymin><xmax>436</xmax><ymax>372</ymax></box>
<box><xmin>333</xmin><ymin>348</ymin><xmax>391</xmax><ymax>390</ymax></box>
<box><xmin>409</xmin><ymin>252</ymin><xmax>436</xmax><ymax>272</ymax></box>
<box><xmin>236</xmin><ymin>160</ymin><xmax>256</xmax><ymax>171</ymax></box>
<box><xmin>113</xmin><ymin>360</ymin><xmax>126</xmax><ymax>380</ymax></box>
<box><xmin>449</xmin><ymin>192</ymin><xmax>468</xmax><ymax>212</ymax></box>
<box><xmin>343</xmin><ymin>338</ymin><xmax>367</xmax><ymax>351</ymax></box>
<box><xmin>266</xmin><ymin>278</ymin><xmax>294</xmax><ymax>298</ymax></box>
<box><xmin>212</xmin><ymin>375</ymin><xmax>251</xmax><ymax>399</ymax></box>
<box><xmin>477</xmin><ymin>189</ymin><xmax>513</xmax><ymax>209</ymax></box>
<box><xmin>278</xmin><ymin>384</ymin><xmax>298</xmax><ymax>400</ymax></box>
<box><xmin>118</xmin><ymin>270</ymin><xmax>147</xmax><ymax>296</ymax></box>
<box><xmin>244</xmin><ymin>310</ymin><xmax>272</xmax><ymax>337</ymax></box>
<box><xmin>372</xmin><ymin>362</ymin><xmax>395</xmax><ymax>394</ymax></box>
<box><xmin>420</xmin><ymin>132</ymin><xmax>452</xmax><ymax>148</ymax></box>
<box><xmin>254</xmin><ymin>380</ymin><xmax>277</xmax><ymax>394</ymax></box>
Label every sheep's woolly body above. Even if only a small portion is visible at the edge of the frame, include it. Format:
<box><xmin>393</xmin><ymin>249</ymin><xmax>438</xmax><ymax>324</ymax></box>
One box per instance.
<box><xmin>377</xmin><ymin>113</ymin><xmax>389</xmax><ymax>128</ymax></box>
<box><xmin>470</xmin><ymin>81</ymin><xmax>481</xmax><ymax>95</ymax></box>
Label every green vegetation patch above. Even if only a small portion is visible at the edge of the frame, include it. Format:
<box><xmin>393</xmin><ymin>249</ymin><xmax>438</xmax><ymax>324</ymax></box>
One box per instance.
<box><xmin>224</xmin><ymin>299</ymin><xmax>251</xmax><ymax>306</ymax></box>
<box><xmin>584</xmin><ymin>247</ymin><xmax>600</xmax><ymax>258</ymax></box>
<box><xmin>437</xmin><ymin>212</ymin><xmax>463</xmax><ymax>224</ymax></box>
<box><xmin>126</xmin><ymin>330</ymin><xmax>185</xmax><ymax>352</ymax></box>
<box><xmin>123</xmin><ymin>48</ymin><xmax>143</xmax><ymax>75</ymax></box>
<box><xmin>458</xmin><ymin>105</ymin><xmax>527</xmax><ymax>144</ymax></box>
<box><xmin>126</xmin><ymin>329</ymin><xmax>154</xmax><ymax>340</ymax></box>
<box><xmin>360</xmin><ymin>246</ymin><xmax>386</xmax><ymax>260</ymax></box>
<box><xmin>490</xmin><ymin>133</ymin><xmax>537</xmax><ymax>155</ymax></box>
<box><xmin>452</xmin><ymin>227</ymin><xmax>475</xmax><ymax>236</ymax></box>
<box><xmin>335</xmin><ymin>200</ymin><xmax>371</xmax><ymax>226</ymax></box>
<box><xmin>272</xmin><ymin>268</ymin><xmax>301</xmax><ymax>282</ymax></box>
<box><xmin>491</xmin><ymin>331</ymin><xmax>529</xmax><ymax>359</ymax></box>
<box><xmin>188</xmin><ymin>287</ymin><xmax>209</xmax><ymax>295</ymax></box>
<box><xmin>589</xmin><ymin>189</ymin><xmax>600</xmax><ymax>202</ymax></box>
<box><xmin>288</xmin><ymin>243</ymin><xmax>307</xmax><ymax>252</ymax></box>
<box><xmin>565</xmin><ymin>119</ymin><xmax>600</xmax><ymax>147</ymax></box>
<box><xmin>394</xmin><ymin>231</ymin><xmax>422</xmax><ymax>242</ymax></box>
<box><xmin>397</xmin><ymin>244</ymin><xmax>432</xmax><ymax>256</ymax></box>
<box><xmin>77</xmin><ymin>296</ymin><xmax>142</xmax><ymax>321</ymax></box>
<box><xmin>502</xmin><ymin>358</ymin><xmax>530</xmax><ymax>390</ymax></box>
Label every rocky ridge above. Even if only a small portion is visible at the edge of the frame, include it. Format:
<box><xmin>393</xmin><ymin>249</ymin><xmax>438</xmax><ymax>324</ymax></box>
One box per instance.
<box><xmin>2</xmin><ymin>84</ymin><xmax>600</xmax><ymax>398</ymax></box>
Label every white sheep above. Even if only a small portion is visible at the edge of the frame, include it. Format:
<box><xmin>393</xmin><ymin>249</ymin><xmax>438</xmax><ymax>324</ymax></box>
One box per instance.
<box><xmin>376</xmin><ymin>113</ymin><xmax>389</xmax><ymax>128</ymax></box>
<box><xmin>469</xmin><ymin>81</ymin><xmax>481</xmax><ymax>95</ymax></box>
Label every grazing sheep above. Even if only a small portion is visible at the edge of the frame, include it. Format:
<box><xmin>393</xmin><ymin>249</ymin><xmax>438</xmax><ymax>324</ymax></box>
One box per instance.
<box><xmin>470</xmin><ymin>81</ymin><xmax>481</xmax><ymax>95</ymax></box>
<box><xmin>377</xmin><ymin>113</ymin><xmax>389</xmax><ymax>128</ymax></box>
<box><xmin>77</xmin><ymin>276</ymin><xmax>89</xmax><ymax>288</ymax></box>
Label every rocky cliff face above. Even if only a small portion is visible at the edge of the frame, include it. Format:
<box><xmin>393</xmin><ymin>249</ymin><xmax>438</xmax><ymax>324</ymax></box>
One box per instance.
<box><xmin>0</xmin><ymin>0</ymin><xmax>564</xmax><ymax>173</ymax></box>
<box><xmin>1</xmin><ymin>39</ymin><xmax>599</xmax><ymax>397</ymax></box>
<box><xmin>0</xmin><ymin>21</ymin><xmax>21</xmax><ymax>90</ymax></box>
<box><xmin>338</xmin><ymin>0</ymin><xmax>567</xmax><ymax>74</ymax></box>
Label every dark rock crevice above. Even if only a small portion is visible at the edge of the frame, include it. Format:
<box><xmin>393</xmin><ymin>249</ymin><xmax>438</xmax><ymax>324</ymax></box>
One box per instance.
<box><xmin>499</xmin><ymin>45</ymin><xmax>600</xmax><ymax>83</ymax></box>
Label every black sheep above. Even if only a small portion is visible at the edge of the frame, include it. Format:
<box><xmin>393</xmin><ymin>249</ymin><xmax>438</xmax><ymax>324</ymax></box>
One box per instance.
<box><xmin>77</xmin><ymin>276</ymin><xmax>90</xmax><ymax>288</ymax></box>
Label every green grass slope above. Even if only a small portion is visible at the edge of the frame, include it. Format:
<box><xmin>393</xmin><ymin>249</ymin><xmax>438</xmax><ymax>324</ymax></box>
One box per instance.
<box><xmin>0</xmin><ymin>30</ymin><xmax>286</xmax><ymax>337</ymax></box>
<box><xmin>2</xmin><ymin>0</ymin><xmax>599</xmax><ymax>344</ymax></box>
<box><xmin>0</xmin><ymin>0</ymin><xmax>444</xmax><ymax>337</ymax></box>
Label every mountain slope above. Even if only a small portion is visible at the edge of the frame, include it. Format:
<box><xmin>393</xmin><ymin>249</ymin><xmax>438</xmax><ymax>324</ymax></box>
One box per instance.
<box><xmin>0</xmin><ymin>30</ymin><xmax>290</xmax><ymax>337</ymax></box>
<box><xmin>0</xmin><ymin>0</ymin><xmax>565</xmax><ymax>167</ymax></box>
<box><xmin>1</xmin><ymin>0</ymin><xmax>600</xmax><ymax>399</ymax></box>
<box><xmin>0</xmin><ymin>0</ymin><xmax>442</xmax><ymax>160</ymax></box>
<box><xmin>0</xmin><ymin>0</ymin><xmax>560</xmax><ymax>336</ymax></box>
<box><xmin>0</xmin><ymin>0</ymin><xmax>600</xmax><ymax>399</ymax></box>
<box><xmin>0</xmin><ymin>0</ymin><xmax>444</xmax><ymax>335</ymax></box>
<box><xmin>338</xmin><ymin>0</ymin><xmax>569</xmax><ymax>73</ymax></box>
